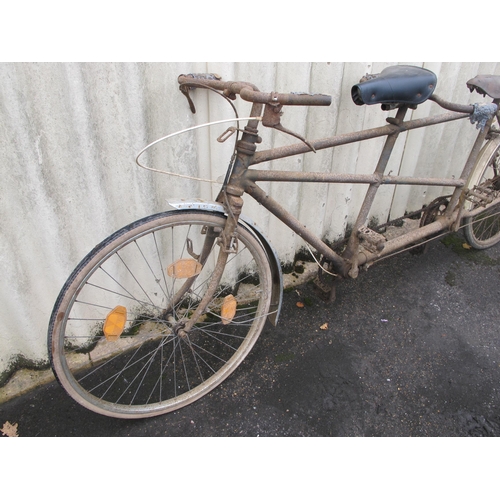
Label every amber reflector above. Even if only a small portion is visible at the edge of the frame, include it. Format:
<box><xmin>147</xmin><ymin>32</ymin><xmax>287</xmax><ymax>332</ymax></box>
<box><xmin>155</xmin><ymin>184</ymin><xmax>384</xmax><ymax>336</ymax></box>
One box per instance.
<box><xmin>167</xmin><ymin>258</ymin><xmax>202</xmax><ymax>279</ymax></box>
<box><xmin>103</xmin><ymin>306</ymin><xmax>127</xmax><ymax>341</ymax></box>
<box><xmin>221</xmin><ymin>295</ymin><xmax>237</xmax><ymax>325</ymax></box>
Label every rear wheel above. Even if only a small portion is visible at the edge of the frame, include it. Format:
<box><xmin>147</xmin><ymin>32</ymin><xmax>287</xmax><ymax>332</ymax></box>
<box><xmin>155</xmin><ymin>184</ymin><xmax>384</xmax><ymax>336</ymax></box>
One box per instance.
<box><xmin>48</xmin><ymin>210</ymin><xmax>273</xmax><ymax>418</ymax></box>
<box><xmin>464</xmin><ymin>137</ymin><xmax>500</xmax><ymax>249</ymax></box>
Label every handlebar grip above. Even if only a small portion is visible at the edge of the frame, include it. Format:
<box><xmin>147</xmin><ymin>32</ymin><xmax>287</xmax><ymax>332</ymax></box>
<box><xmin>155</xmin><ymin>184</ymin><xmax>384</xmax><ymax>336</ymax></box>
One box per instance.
<box><xmin>286</xmin><ymin>92</ymin><xmax>332</xmax><ymax>106</ymax></box>
<box><xmin>178</xmin><ymin>73</ymin><xmax>224</xmax><ymax>89</ymax></box>
<box><xmin>180</xmin><ymin>73</ymin><xmax>222</xmax><ymax>82</ymax></box>
<box><xmin>240</xmin><ymin>87</ymin><xmax>332</xmax><ymax>106</ymax></box>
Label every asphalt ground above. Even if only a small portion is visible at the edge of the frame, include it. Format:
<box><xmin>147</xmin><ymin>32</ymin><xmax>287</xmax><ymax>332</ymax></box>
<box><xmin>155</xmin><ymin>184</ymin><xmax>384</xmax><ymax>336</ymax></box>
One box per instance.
<box><xmin>2</xmin><ymin>231</ymin><xmax>500</xmax><ymax>439</ymax></box>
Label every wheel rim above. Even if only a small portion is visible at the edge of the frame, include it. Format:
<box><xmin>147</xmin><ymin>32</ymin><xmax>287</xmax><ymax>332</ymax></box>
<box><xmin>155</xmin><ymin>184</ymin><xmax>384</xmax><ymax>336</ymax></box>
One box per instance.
<box><xmin>50</xmin><ymin>212</ymin><xmax>271</xmax><ymax>418</ymax></box>
<box><xmin>464</xmin><ymin>138</ymin><xmax>500</xmax><ymax>248</ymax></box>
<box><xmin>468</xmin><ymin>203</ymin><xmax>500</xmax><ymax>245</ymax></box>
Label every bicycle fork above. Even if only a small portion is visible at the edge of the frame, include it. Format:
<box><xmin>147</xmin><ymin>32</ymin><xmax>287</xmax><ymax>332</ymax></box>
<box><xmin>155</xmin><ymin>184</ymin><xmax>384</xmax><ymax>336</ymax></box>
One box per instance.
<box><xmin>176</xmin><ymin>188</ymin><xmax>244</xmax><ymax>336</ymax></box>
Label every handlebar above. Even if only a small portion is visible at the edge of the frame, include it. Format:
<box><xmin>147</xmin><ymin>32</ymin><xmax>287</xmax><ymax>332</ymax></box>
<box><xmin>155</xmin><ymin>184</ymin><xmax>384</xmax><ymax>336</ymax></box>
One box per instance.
<box><xmin>178</xmin><ymin>73</ymin><xmax>332</xmax><ymax>107</ymax></box>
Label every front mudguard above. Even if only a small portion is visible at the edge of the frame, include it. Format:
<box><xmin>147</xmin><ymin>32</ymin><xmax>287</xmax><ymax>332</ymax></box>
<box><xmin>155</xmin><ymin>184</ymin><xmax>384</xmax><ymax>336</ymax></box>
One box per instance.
<box><xmin>167</xmin><ymin>199</ymin><xmax>283</xmax><ymax>326</ymax></box>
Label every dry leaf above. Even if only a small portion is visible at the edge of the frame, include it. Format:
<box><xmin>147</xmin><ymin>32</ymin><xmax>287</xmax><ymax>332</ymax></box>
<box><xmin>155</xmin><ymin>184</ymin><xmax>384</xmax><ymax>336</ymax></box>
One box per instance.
<box><xmin>296</xmin><ymin>302</ymin><xmax>304</xmax><ymax>308</ymax></box>
<box><xmin>1</xmin><ymin>421</ymin><xmax>19</xmax><ymax>437</ymax></box>
<box><xmin>221</xmin><ymin>294</ymin><xmax>237</xmax><ymax>325</ymax></box>
<box><xmin>320</xmin><ymin>323</ymin><xmax>328</xmax><ymax>330</ymax></box>
<box><xmin>462</xmin><ymin>243</ymin><xmax>472</xmax><ymax>250</ymax></box>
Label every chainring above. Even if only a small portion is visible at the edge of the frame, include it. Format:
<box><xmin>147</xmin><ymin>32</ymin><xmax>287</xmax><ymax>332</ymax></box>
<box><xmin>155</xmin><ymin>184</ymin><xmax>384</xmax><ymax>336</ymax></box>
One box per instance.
<box><xmin>410</xmin><ymin>196</ymin><xmax>450</xmax><ymax>254</ymax></box>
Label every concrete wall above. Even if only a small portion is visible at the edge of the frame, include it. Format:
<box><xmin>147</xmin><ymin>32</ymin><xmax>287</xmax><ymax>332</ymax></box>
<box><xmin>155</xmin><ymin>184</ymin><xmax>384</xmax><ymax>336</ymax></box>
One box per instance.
<box><xmin>1</xmin><ymin>62</ymin><xmax>499</xmax><ymax>390</ymax></box>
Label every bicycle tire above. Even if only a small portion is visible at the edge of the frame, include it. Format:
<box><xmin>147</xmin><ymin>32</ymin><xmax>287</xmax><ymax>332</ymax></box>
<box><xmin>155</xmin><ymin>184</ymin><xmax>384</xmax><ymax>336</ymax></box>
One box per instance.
<box><xmin>48</xmin><ymin>210</ymin><xmax>273</xmax><ymax>419</ymax></box>
<box><xmin>463</xmin><ymin>136</ymin><xmax>500</xmax><ymax>249</ymax></box>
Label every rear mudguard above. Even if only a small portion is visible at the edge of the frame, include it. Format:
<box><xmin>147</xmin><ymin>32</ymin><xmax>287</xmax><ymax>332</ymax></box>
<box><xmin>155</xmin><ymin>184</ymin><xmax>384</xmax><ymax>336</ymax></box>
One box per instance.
<box><xmin>167</xmin><ymin>199</ymin><xmax>283</xmax><ymax>326</ymax></box>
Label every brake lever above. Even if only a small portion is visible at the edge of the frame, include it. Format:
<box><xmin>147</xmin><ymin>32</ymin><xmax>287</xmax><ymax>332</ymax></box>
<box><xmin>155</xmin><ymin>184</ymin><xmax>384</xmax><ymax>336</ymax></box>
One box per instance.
<box><xmin>179</xmin><ymin>85</ymin><xmax>197</xmax><ymax>114</ymax></box>
<box><xmin>262</xmin><ymin>101</ymin><xmax>316</xmax><ymax>152</ymax></box>
<box><xmin>178</xmin><ymin>73</ymin><xmax>223</xmax><ymax>114</ymax></box>
<box><xmin>272</xmin><ymin>123</ymin><xmax>316</xmax><ymax>153</ymax></box>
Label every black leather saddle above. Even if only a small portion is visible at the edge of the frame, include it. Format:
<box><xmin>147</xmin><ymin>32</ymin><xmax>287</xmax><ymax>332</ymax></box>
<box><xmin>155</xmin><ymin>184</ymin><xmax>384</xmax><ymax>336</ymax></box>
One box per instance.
<box><xmin>351</xmin><ymin>65</ymin><xmax>437</xmax><ymax>108</ymax></box>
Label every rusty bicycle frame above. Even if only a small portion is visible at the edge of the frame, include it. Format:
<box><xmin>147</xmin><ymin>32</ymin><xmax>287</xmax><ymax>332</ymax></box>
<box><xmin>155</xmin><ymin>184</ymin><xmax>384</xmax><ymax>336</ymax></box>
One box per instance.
<box><xmin>46</xmin><ymin>67</ymin><xmax>500</xmax><ymax>419</ymax></box>
<box><xmin>175</xmin><ymin>71</ymin><xmax>500</xmax><ymax>322</ymax></box>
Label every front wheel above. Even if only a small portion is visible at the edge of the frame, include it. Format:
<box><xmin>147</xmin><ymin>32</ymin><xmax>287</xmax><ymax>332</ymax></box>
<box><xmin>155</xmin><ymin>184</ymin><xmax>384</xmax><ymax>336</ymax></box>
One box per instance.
<box><xmin>463</xmin><ymin>136</ymin><xmax>500</xmax><ymax>249</ymax></box>
<box><xmin>48</xmin><ymin>210</ymin><xmax>273</xmax><ymax>419</ymax></box>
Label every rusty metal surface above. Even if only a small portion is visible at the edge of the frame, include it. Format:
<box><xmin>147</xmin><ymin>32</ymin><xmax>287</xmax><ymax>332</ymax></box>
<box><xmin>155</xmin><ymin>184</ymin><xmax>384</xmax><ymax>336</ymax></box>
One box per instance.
<box><xmin>244</xmin><ymin>169</ymin><xmax>465</xmax><ymax>187</ymax></box>
<box><xmin>428</xmin><ymin>94</ymin><xmax>474</xmax><ymax>114</ymax></box>
<box><xmin>178</xmin><ymin>74</ymin><xmax>331</xmax><ymax>107</ymax></box>
<box><xmin>177</xmin><ymin>70</ymin><xmax>499</xmax><ymax>281</ymax></box>
<box><xmin>252</xmin><ymin>108</ymin><xmax>469</xmax><ymax>165</ymax></box>
<box><xmin>245</xmin><ymin>181</ymin><xmax>350</xmax><ymax>276</ymax></box>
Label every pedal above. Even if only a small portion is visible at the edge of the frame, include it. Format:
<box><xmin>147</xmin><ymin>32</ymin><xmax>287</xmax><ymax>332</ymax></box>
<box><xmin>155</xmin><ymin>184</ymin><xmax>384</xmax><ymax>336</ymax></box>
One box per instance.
<box><xmin>467</xmin><ymin>184</ymin><xmax>498</xmax><ymax>207</ymax></box>
<box><xmin>357</xmin><ymin>225</ymin><xmax>386</xmax><ymax>253</ymax></box>
<box><xmin>313</xmin><ymin>276</ymin><xmax>336</xmax><ymax>302</ymax></box>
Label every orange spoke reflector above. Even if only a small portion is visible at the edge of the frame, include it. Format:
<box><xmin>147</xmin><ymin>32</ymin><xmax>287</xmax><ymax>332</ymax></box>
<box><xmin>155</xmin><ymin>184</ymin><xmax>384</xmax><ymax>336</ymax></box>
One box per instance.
<box><xmin>103</xmin><ymin>306</ymin><xmax>127</xmax><ymax>341</ymax></box>
<box><xmin>167</xmin><ymin>258</ymin><xmax>202</xmax><ymax>279</ymax></box>
<box><xmin>221</xmin><ymin>294</ymin><xmax>237</xmax><ymax>325</ymax></box>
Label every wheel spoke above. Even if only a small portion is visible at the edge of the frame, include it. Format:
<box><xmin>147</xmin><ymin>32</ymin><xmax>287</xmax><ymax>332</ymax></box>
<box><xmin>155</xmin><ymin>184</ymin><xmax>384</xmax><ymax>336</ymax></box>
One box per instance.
<box><xmin>49</xmin><ymin>211</ymin><xmax>272</xmax><ymax>418</ymax></box>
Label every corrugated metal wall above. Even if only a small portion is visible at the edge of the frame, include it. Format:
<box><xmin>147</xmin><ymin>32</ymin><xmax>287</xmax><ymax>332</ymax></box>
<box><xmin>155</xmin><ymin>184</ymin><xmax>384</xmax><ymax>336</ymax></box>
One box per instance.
<box><xmin>1</xmin><ymin>62</ymin><xmax>499</xmax><ymax>389</ymax></box>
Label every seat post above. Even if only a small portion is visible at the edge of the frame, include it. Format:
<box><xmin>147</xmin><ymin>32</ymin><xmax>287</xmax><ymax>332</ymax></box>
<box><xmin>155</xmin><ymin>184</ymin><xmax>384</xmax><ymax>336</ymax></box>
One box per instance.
<box><xmin>343</xmin><ymin>106</ymin><xmax>409</xmax><ymax>277</ymax></box>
